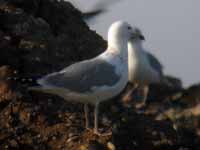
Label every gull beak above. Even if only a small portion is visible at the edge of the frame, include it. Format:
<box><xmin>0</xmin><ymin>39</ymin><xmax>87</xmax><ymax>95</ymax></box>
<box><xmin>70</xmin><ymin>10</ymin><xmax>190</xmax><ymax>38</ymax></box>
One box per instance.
<box><xmin>130</xmin><ymin>33</ymin><xmax>136</xmax><ymax>40</ymax></box>
<box><xmin>139</xmin><ymin>35</ymin><xmax>145</xmax><ymax>40</ymax></box>
<box><xmin>130</xmin><ymin>33</ymin><xmax>145</xmax><ymax>41</ymax></box>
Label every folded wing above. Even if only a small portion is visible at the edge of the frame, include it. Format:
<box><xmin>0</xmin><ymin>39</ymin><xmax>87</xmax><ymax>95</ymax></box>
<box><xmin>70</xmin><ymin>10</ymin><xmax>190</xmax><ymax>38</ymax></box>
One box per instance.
<box><xmin>38</xmin><ymin>58</ymin><xmax>120</xmax><ymax>93</ymax></box>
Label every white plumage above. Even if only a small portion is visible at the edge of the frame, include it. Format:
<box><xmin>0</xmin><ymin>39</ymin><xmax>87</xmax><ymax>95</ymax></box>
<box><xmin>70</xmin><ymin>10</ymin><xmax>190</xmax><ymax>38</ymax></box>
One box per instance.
<box><xmin>124</xmin><ymin>27</ymin><xmax>163</xmax><ymax>107</ymax></box>
<box><xmin>128</xmin><ymin>40</ymin><xmax>161</xmax><ymax>85</ymax></box>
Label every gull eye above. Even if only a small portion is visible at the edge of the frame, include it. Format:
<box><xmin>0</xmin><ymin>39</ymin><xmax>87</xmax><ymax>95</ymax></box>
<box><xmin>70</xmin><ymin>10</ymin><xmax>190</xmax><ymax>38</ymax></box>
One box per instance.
<box><xmin>127</xmin><ymin>26</ymin><xmax>132</xmax><ymax>30</ymax></box>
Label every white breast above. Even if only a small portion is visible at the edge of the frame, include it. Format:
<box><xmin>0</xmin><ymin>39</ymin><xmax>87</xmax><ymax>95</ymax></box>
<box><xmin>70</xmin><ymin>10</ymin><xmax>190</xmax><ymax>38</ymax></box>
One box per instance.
<box><xmin>128</xmin><ymin>43</ymin><xmax>160</xmax><ymax>85</ymax></box>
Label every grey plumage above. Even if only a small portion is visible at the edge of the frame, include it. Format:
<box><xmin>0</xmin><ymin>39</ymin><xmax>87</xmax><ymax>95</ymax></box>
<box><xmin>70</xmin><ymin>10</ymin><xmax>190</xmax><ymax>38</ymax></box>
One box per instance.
<box><xmin>146</xmin><ymin>52</ymin><xmax>163</xmax><ymax>76</ymax></box>
<box><xmin>39</xmin><ymin>58</ymin><xmax>120</xmax><ymax>93</ymax></box>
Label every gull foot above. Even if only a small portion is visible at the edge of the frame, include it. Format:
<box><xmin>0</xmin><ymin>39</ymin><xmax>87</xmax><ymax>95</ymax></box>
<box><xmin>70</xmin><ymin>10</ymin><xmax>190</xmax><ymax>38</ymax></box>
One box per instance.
<box><xmin>135</xmin><ymin>101</ymin><xmax>146</xmax><ymax>109</ymax></box>
<box><xmin>85</xmin><ymin>127</ymin><xmax>93</xmax><ymax>133</ymax></box>
<box><xmin>94</xmin><ymin>128</ymin><xmax>112</xmax><ymax>136</ymax></box>
<box><xmin>122</xmin><ymin>94</ymin><xmax>134</xmax><ymax>108</ymax></box>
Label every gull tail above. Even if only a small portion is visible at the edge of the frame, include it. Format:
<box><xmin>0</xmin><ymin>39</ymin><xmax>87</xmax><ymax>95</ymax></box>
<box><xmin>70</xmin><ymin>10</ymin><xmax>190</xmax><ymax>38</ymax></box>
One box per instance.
<box><xmin>28</xmin><ymin>85</ymin><xmax>44</xmax><ymax>92</ymax></box>
<box><xmin>161</xmin><ymin>75</ymin><xmax>183</xmax><ymax>90</ymax></box>
<box><xmin>160</xmin><ymin>75</ymin><xmax>183</xmax><ymax>91</ymax></box>
<box><xmin>28</xmin><ymin>77</ymin><xmax>47</xmax><ymax>91</ymax></box>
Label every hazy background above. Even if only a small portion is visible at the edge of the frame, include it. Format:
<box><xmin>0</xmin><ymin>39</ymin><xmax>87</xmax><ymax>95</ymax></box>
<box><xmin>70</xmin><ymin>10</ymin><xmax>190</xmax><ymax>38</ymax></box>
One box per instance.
<box><xmin>68</xmin><ymin>0</ymin><xmax>200</xmax><ymax>87</ymax></box>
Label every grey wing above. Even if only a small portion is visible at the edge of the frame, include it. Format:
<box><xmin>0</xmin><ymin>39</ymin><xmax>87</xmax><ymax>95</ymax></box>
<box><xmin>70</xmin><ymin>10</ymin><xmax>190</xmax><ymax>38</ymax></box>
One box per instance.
<box><xmin>39</xmin><ymin>59</ymin><xmax>120</xmax><ymax>93</ymax></box>
<box><xmin>146</xmin><ymin>52</ymin><xmax>163</xmax><ymax>76</ymax></box>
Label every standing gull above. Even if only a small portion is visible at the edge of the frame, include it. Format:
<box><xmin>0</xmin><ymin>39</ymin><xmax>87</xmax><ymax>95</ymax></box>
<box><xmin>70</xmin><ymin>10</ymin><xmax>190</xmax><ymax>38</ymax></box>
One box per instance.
<box><xmin>123</xmin><ymin>27</ymin><xmax>164</xmax><ymax>107</ymax></box>
<box><xmin>30</xmin><ymin>21</ymin><xmax>135</xmax><ymax>135</ymax></box>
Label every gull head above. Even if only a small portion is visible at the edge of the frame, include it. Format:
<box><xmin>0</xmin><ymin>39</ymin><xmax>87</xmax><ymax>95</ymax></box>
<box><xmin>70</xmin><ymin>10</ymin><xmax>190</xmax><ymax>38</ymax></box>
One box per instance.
<box><xmin>130</xmin><ymin>27</ymin><xmax>145</xmax><ymax>42</ymax></box>
<box><xmin>108</xmin><ymin>21</ymin><xmax>135</xmax><ymax>47</ymax></box>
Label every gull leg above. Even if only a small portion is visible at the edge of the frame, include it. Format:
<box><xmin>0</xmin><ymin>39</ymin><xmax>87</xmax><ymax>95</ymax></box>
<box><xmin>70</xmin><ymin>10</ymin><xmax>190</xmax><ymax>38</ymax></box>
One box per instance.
<box><xmin>93</xmin><ymin>102</ymin><xmax>112</xmax><ymax>136</ymax></box>
<box><xmin>135</xmin><ymin>85</ymin><xmax>149</xmax><ymax>109</ymax></box>
<box><xmin>122</xmin><ymin>83</ymin><xmax>138</xmax><ymax>105</ymax></box>
<box><xmin>142</xmin><ymin>85</ymin><xmax>149</xmax><ymax>105</ymax></box>
<box><xmin>94</xmin><ymin>102</ymin><xmax>99</xmax><ymax>134</ymax></box>
<box><xmin>84</xmin><ymin>104</ymin><xmax>90</xmax><ymax>129</ymax></box>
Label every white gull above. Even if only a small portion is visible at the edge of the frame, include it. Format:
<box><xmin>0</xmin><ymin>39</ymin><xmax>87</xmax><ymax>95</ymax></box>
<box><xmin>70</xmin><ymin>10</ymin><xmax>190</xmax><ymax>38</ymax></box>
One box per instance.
<box><xmin>30</xmin><ymin>21</ymin><xmax>135</xmax><ymax>135</ymax></box>
<box><xmin>124</xmin><ymin>27</ymin><xmax>164</xmax><ymax>107</ymax></box>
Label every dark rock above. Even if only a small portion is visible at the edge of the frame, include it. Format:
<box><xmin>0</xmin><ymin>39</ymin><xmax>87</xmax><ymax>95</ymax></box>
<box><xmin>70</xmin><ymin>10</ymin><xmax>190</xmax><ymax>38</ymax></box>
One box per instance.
<box><xmin>181</xmin><ymin>83</ymin><xmax>200</xmax><ymax>104</ymax></box>
<box><xmin>176</xmin><ymin>127</ymin><xmax>200</xmax><ymax>148</ymax></box>
<box><xmin>0</xmin><ymin>0</ymin><xmax>106</xmax><ymax>77</ymax></box>
<box><xmin>88</xmin><ymin>140</ymin><xmax>107</xmax><ymax>150</ymax></box>
<box><xmin>112</xmin><ymin>113</ymin><xmax>177</xmax><ymax>150</ymax></box>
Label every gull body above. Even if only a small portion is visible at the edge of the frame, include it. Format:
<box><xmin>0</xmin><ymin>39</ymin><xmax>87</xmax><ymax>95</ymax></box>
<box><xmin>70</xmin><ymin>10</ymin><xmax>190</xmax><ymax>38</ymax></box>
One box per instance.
<box><xmin>30</xmin><ymin>21</ymin><xmax>134</xmax><ymax>135</ymax></box>
<box><xmin>128</xmin><ymin>40</ymin><xmax>161</xmax><ymax>85</ymax></box>
<box><xmin>125</xmin><ymin>28</ymin><xmax>163</xmax><ymax>106</ymax></box>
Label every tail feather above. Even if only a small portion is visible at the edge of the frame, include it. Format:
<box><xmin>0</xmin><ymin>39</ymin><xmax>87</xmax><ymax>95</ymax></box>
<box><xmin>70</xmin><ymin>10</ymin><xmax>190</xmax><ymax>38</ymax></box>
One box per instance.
<box><xmin>28</xmin><ymin>85</ymin><xmax>44</xmax><ymax>91</ymax></box>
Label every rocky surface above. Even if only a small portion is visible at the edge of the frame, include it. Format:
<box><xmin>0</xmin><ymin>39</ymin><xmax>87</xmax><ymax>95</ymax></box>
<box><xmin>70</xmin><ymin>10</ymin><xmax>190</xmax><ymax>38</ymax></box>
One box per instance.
<box><xmin>0</xmin><ymin>0</ymin><xmax>200</xmax><ymax>149</ymax></box>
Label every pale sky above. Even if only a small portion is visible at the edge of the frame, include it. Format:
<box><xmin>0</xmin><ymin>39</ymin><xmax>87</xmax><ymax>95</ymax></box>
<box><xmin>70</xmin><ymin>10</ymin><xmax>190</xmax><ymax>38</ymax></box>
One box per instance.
<box><xmin>67</xmin><ymin>0</ymin><xmax>200</xmax><ymax>87</ymax></box>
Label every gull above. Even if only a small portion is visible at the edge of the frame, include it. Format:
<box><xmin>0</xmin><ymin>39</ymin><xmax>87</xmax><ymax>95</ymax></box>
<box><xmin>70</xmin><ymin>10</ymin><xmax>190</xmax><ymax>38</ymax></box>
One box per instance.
<box><xmin>123</xmin><ymin>27</ymin><xmax>164</xmax><ymax>107</ymax></box>
<box><xmin>30</xmin><ymin>21</ymin><xmax>135</xmax><ymax>135</ymax></box>
<box><xmin>62</xmin><ymin>0</ymin><xmax>122</xmax><ymax>23</ymax></box>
